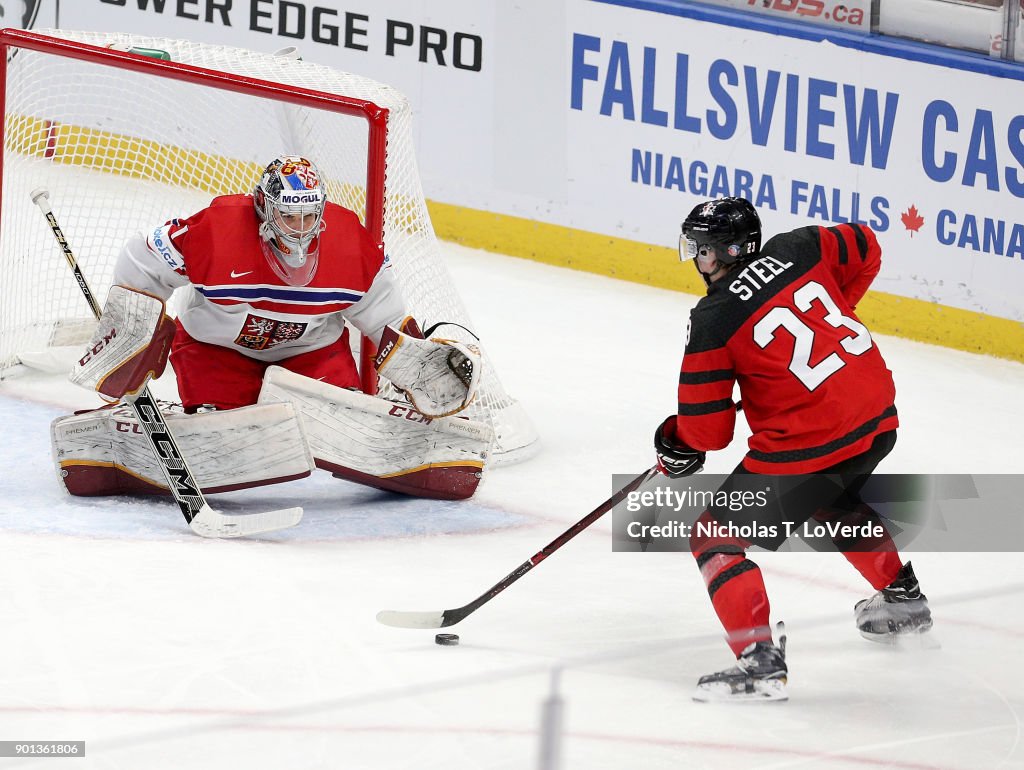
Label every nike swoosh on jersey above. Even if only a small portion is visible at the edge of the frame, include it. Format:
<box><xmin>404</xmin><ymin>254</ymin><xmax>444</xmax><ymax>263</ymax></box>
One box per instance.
<box><xmin>230</xmin><ymin>270</ymin><xmax>254</xmax><ymax>278</ymax></box>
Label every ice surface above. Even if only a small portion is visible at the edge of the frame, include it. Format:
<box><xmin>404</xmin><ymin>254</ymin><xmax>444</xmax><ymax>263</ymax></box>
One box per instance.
<box><xmin>1</xmin><ymin>242</ymin><xmax>1023</xmax><ymax>769</ymax></box>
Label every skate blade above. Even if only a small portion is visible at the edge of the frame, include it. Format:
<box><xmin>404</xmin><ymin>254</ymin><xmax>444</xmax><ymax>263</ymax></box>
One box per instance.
<box><xmin>894</xmin><ymin>629</ymin><xmax>941</xmax><ymax>651</ymax></box>
<box><xmin>692</xmin><ymin>678</ymin><xmax>788</xmax><ymax>703</ymax></box>
<box><xmin>859</xmin><ymin>625</ymin><xmax>940</xmax><ymax>650</ymax></box>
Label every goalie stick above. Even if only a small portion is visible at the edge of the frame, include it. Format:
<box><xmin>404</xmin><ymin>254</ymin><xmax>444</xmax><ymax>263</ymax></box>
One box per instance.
<box><xmin>376</xmin><ymin>465</ymin><xmax>660</xmax><ymax>629</ymax></box>
<box><xmin>31</xmin><ymin>188</ymin><xmax>303</xmax><ymax>539</ymax></box>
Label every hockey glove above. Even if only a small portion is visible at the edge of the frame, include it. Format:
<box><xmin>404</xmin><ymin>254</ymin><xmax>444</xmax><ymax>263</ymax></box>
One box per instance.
<box><xmin>654</xmin><ymin>415</ymin><xmax>705</xmax><ymax>478</ymax></box>
<box><xmin>70</xmin><ymin>285</ymin><xmax>176</xmax><ymax>402</ymax></box>
<box><xmin>374</xmin><ymin>324</ymin><xmax>481</xmax><ymax>417</ymax></box>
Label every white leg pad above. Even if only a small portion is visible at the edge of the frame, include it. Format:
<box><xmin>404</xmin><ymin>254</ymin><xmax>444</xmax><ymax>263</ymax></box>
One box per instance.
<box><xmin>257</xmin><ymin>365</ymin><xmax>492</xmax><ymax>500</ymax></box>
<box><xmin>51</xmin><ymin>401</ymin><xmax>314</xmax><ymax>496</ymax></box>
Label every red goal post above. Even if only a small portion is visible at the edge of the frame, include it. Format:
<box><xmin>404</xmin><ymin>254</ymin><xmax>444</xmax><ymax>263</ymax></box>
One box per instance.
<box><xmin>0</xmin><ymin>29</ymin><xmax>538</xmax><ymax>463</ymax></box>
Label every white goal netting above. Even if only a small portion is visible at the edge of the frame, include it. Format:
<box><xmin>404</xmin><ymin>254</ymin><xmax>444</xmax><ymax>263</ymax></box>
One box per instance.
<box><xmin>0</xmin><ymin>29</ymin><xmax>538</xmax><ymax>462</ymax></box>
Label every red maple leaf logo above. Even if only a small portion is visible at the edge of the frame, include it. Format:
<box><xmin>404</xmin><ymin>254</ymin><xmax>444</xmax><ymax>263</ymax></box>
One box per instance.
<box><xmin>901</xmin><ymin>205</ymin><xmax>925</xmax><ymax>236</ymax></box>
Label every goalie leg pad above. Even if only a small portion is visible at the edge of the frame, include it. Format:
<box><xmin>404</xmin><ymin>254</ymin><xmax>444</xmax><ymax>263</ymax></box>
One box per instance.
<box><xmin>258</xmin><ymin>365</ymin><xmax>493</xmax><ymax>500</ymax></box>
<box><xmin>70</xmin><ymin>285</ymin><xmax>176</xmax><ymax>401</ymax></box>
<box><xmin>51</xmin><ymin>401</ymin><xmax>314</xmax><ymax>497</ymax></box>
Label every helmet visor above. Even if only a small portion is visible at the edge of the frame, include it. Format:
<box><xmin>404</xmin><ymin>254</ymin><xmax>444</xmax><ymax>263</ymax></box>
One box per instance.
<box><xmin>679</xmin><ymin>234</ymin><xmax>700</xmax><ymax>263</ymax></box>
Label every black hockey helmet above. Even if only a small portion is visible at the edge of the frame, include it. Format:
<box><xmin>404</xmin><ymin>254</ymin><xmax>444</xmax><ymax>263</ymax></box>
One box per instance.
<box><xmin>680</xmin><ymin>197</ymin><xmax>761</xmax><ymax>269</ymax></box>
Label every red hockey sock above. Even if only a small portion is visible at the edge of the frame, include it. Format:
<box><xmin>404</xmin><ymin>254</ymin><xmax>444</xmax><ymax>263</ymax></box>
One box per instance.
<box><xmin>842</xmin><ymin>549</ymin><xmax>903</xmax><ymax>590</ymax></box>
<box><xmin>696</xmin><ymin>549</ymin><xmax>773</xmax><ymax>657</ymax></box>
<box><xmin>812</xmin><ymin>502</ymin><xmax>904</xmax><ymax>590</ymax></box>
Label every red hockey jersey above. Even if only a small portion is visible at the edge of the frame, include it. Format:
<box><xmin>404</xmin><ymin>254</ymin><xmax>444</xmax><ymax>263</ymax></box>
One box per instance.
<box><xmin>113</xmin><ymin>194</ymin><xmax>406</xmax><ymax>361</ymax></box>
<box><xmin>673</xmin><ymin>224</ymin><xmax>898</xmax><ymax>474</ymax></box>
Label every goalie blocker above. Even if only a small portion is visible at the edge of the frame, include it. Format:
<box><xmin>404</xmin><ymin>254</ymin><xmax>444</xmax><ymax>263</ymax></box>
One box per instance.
<box><xmin>70</xmin><ymin>285</ymin><xmax>176</xmax><ymax>401</ymax></box>
<box><xmin>51</xmin><ymin>367</ymin><xmax>492</xmax><ymax>501</ymax></box>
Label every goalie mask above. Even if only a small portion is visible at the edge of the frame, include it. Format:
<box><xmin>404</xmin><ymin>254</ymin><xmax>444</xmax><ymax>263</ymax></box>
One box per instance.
<box><xmin>680</xmin><ymin>197</ymin><xmax>761</xmax><ymax>286</ymax></box>
<box><xmin>254</xmin><ymin>155</ymin><xmax>327</xmax><ymax>287</ymax></box>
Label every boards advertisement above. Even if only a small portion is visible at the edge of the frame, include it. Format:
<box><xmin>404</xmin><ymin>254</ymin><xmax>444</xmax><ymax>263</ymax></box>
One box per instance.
<box><xmin>26</xmin><ymin>0</ymin><xmax>1024</xmax><ymax>353</ymax></box>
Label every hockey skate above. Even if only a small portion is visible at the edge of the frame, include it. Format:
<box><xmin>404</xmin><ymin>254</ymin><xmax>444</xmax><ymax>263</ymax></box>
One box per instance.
<box><xmin>693</xmin><ymin>628</ymin><xmax>788</xmax><ymax>703</ymax></box>
<box><xmin>855</xmin><ymin>561</ymin><xmax>933</xmax><ymax>643</ymax></box>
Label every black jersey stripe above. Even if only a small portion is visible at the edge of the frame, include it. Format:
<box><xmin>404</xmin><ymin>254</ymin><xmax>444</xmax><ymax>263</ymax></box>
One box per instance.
<box><xmin>826</xmin><ymin>226</ymin><xmax>849</xmax><ymax>264</ymax></box>
<box><xmin>678</xmin><ymin>398</ymin><xmax>734</xmax><ymax>416</ymax></box>
<box><xmin>680</xmin><ymin>369</ymin><xmax>735</xmax><ymax>385</ymax></box>
<box><xmin>852</xmin><ymin>224</ymin><xmax>870</xmax><ymax>261</ymax></box>
<box><xmin>707</xmin><ymin>558</ymin><xmax>758</xmax><ymax>599</ymax></box>
<box><xmin>747</xmin><ymin>405</ymin><xmax>897</xmax><ymax>464</ymax></box>
<box><xmin>696</xmin><ymin>544</ymin><xmax>746</xmax><ymax>569</ymax></box>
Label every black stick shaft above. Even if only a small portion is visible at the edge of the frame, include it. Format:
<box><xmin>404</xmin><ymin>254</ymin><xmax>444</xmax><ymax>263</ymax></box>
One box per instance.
<box><xmin>33</xmin><ymin>190</ymin><xmax>207</xmax><ymax>525</ymax></box>
<box><xmin>440</xmin><ymin>466</ymin><xmax>659</xmax><ymax>626</ymax></box>
<box><xmin>42</xmin><ymin>210</ymin><xmax>103</xmax><ymax>318</ymax></box>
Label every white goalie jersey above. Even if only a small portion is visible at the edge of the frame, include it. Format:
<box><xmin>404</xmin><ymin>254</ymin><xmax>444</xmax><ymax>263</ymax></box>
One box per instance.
<box><xmin>113</xmin><ymin>195</ymin><xmax>408</xmax><ymax>362</ymax></box>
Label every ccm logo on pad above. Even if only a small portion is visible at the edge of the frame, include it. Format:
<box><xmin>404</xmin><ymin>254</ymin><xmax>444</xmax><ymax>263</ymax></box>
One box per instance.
<box><xmin>374</xmin><ymin>339</ymin><xmax>395</xmax><ymax>368</ymax></box>
<box><xmin>78</xmin><ymin>328</ymin><xmax>118</xmax><ymax>366</ymax></box>
<box><xmin>388</xmin><ymin>405</ymin><xmax>432</xmax><ymax>424</ymax></box>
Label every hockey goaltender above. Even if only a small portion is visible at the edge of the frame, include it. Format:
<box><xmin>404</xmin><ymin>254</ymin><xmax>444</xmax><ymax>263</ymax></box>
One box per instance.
<box><xmin>51</xmin><ymin>155</ymin><xmax>491</xmax><ymax>503</ymax></box>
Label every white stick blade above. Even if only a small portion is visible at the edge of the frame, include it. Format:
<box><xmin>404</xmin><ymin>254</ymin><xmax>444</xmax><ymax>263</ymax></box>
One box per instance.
<box><xmin>375</xmin><ymin>610</ymin><xmax>445</xmax><ymax>629</ymax></box>
<box><xmin>189</xmin><ymin>504</ymin><xmax>303</xmax><ymax>539</ymax></box>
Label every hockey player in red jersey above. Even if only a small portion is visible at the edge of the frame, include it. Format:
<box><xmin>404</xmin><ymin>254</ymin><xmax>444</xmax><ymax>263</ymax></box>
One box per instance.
<box><xmin>653</xmin><ymin>197</ymin><xmax>932</xmax><ymax>702</ymax></box>
<box><xmin>55</xmin><ymin>156</ymin><xmax>490</xmax><ymax>502</ymax></box>
<box><xmin>112</xmin><ymin>155</ymin><xmax>419</xmax><ymax>410</ymax></box>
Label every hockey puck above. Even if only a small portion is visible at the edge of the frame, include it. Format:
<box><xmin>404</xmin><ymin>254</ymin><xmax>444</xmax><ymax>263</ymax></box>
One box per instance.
<box><xmin>435</xmin><ymin>633</ymin><xmax>460</xmax><ymax>646</ymax></box>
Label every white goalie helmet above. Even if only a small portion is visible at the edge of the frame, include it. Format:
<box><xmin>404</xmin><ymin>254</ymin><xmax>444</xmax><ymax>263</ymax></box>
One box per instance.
<box><xmin>254</xmin><ymin>155</ymin><xmax>327</xmax><ymax>286</ymax></box>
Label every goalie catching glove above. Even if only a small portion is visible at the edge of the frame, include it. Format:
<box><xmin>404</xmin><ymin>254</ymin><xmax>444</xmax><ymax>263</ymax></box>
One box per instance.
<box><xmin>69</xmin><ymin>285</ymin><xmax>176</xmax><ymax>401</ymax></box>
<box><xmin>374</xmin><ymin>323</ymin><xmax>481</xmax><ymax>417</ymax></box>
<box><xmin>654</xmin><ymin>416</ymin><xmax>706</xmax><ymax>478</ymax></box>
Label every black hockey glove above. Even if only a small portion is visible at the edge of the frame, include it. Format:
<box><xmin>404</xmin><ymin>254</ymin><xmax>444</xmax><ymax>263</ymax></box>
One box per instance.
<box><xmin>654</xmin><ymin>416</ymin><xmax>705</xmax><ymax>478</ymax></box>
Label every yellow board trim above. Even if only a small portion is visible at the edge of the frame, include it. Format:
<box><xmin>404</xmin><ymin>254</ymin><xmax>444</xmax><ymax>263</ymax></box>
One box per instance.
<box><xmin>427</xmin><ymin>201</ymin><xmax>1024</xmax><ymax>363</ymax></box>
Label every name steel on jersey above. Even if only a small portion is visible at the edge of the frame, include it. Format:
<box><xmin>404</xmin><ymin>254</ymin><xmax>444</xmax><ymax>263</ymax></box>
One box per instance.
<box><xmin>729</xmin><ymin>256</ymin><xmax>795</xmax><ymax>301</ymax></box>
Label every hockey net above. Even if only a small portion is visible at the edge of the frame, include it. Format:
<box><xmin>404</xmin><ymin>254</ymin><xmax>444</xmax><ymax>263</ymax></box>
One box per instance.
<box><xmin>0</xmin><ymin>29</ymin><xmax>537</xmax><ymax>463</ymax></box>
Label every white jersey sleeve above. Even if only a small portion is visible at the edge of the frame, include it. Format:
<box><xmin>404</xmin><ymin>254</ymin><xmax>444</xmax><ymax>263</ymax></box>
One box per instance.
<box><xmin>341</xmin><ymin>267</ymin><xmax>407</xmax><ymax>346</ymax></box>
<box><xmin>112</xmin><ymin>225</ymin><xmax>191</xmax><ymax>301</ymax></box>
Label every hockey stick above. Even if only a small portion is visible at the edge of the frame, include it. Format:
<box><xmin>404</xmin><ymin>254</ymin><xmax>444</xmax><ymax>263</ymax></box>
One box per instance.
<box><xmin>31</xmin><ymin>188</ymin><xmax>303</xmax><ymax>538</ymax></box>
<box><xmin>376</xmin><ymin>465</ymin><xmax>660</xmax><ymax>629</ymax></box>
